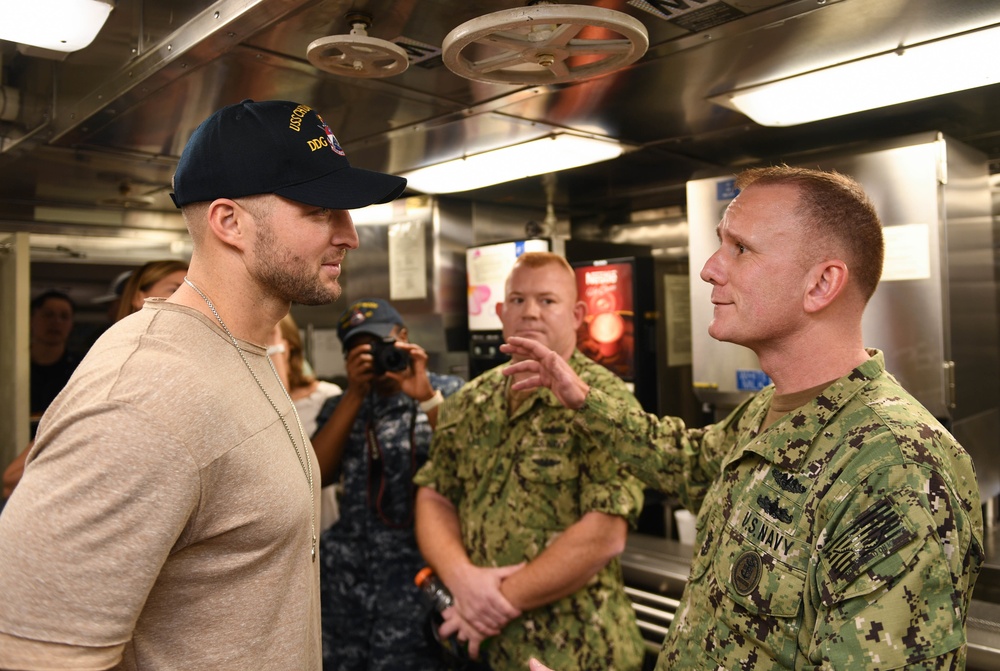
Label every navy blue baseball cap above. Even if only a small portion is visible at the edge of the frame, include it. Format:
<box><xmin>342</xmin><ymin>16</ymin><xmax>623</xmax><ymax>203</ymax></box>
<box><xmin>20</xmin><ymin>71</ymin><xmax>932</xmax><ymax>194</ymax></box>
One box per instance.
<box><xmin>170</xmin><ymin>99</ymin><xmax>406</xmax><ymax>209</ymax></box>
<box><xmin>337</xmin><ymin>298</ymin><xmax>405</xmax><ymax>345</ymax></box>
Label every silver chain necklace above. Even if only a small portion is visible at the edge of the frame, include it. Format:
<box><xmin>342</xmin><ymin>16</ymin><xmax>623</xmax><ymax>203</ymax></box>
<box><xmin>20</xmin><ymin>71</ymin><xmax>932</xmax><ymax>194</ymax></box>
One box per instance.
<box><xmin>184</xmin><ymin>277</ymin><xmax>317</xmax><ymax>562</ymax></box>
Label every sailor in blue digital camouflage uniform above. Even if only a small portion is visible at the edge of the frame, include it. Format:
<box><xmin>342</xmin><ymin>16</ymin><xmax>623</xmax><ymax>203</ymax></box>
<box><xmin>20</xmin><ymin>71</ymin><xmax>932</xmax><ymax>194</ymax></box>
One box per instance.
<box><xmin>310</xmin><ymin>298</ymin><xmax>463</xmax><ymax>671</ymax></box>
<box><xmin>507</xmin><ymin>166</ymin><xmax>984</xmax><ymax>671</ymax></box>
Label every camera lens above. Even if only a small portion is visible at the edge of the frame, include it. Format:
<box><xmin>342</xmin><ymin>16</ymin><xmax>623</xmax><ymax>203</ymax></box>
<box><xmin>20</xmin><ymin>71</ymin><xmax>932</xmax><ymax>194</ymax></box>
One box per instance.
<box><xmin>373</xmin><ymin>337</ymin><xmax>411</xmax><ymax>374</ymax></box>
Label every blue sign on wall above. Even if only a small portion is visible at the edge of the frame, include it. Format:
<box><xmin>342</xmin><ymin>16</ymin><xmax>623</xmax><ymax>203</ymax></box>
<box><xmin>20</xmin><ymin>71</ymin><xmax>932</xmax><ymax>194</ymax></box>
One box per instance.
<box><xmin>736</xmin><ymin>369</ymin><xmax>771</xmax><ymax>392</ymax></box>
<box><xmin>717</xmin><ymin>179</ymin><xmax>737</xmax><ymax>201</ymax></box>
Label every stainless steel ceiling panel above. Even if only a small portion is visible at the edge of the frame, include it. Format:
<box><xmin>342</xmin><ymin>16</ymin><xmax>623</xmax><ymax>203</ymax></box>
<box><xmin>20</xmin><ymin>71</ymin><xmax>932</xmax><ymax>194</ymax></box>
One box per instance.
<box><xmin>44</xmin><ymin>0</ymin><xmax>325</xmax><ymax>147</ymax></box>
<box><xmin>349</xmin><ymin>111</ymin><xmax>598</xmax><ymax>175</ymax></box>
<box><xmin>70</xmin><ymin>45</ymin><xmax>460</xmax><ymax>158</ymax></box>
<box><xmin>695</xmin><ymin>0</ymin><xmax>1000</xmax><ymax>92</ymax></box>
<box><xmin>1</xmin><ymin>0</ymin><xmax>1000</xmax><ymax>234</ymax></box>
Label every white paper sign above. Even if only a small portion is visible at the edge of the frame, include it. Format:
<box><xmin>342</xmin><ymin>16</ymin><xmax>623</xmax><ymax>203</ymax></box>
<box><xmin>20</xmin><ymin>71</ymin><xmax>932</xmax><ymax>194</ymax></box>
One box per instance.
<box><xmin>388</xmin><ymin>220</ymin><xmax>427</xmax><ymax>300</ymax></box>
<box><xmin>881</xmin><ymin>223</ymin><xmax>931</xmax><ymax>282</ymax></box>
<box><xmin>664</xmin><ymin>273</ymin><xmax>692</xmax><ymax>366</ymax></box>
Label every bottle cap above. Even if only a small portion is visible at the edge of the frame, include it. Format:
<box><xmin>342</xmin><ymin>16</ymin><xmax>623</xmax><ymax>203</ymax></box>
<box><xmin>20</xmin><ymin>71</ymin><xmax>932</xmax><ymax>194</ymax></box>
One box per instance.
<box><xmin>415</xmin><ymin>566</ymin><xmax>434</xmax><ymax>587</ymax></box>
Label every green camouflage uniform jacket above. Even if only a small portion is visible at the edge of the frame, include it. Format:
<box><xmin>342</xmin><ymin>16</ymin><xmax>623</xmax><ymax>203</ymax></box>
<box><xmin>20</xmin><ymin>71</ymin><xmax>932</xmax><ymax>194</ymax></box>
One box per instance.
<box><xmin>414</xmin><ymin>350</ymin><xmax>646</xmax><ymax>671</ymax></box>
<box><xmin>578</xmin><ymin>349</ymin><xmax>983</xmax><ymax>670</ymax></box>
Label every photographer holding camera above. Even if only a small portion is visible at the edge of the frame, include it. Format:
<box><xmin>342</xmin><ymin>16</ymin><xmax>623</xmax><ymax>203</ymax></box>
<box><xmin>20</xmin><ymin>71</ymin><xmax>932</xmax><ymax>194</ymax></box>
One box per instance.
<box><xmin>310</xmin><ymin>298</ymin><xmax>464</xmax><ymax>670</ymax></box>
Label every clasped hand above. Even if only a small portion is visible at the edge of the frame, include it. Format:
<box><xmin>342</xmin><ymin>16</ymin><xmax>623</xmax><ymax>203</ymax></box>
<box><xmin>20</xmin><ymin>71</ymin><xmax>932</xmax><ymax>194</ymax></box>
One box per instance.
<box><xmin>436</xmin><ymin>562</ymin><xmax>524</xmax><ymax>659</ymax></box>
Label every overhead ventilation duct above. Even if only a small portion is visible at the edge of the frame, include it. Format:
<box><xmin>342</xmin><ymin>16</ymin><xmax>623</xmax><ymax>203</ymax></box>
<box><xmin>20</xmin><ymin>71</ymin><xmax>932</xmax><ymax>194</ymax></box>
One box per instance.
<box><xmin>441</xmin><ymin>2</ymin><xmax>648</xmax><ymax>85</ymax></box>
<box><xmin>306</xmin><ymin>12</ymin><xmax>409</xmax><ymax>78</ymax></box>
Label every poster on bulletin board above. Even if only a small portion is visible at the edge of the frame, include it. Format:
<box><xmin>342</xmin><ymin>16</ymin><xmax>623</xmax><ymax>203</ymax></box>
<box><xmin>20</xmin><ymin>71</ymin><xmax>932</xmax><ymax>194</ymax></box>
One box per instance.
<box><xmin>466</xmin><ymin>238</ymin><xmax>550</xmax><ymax>331</ymax></box>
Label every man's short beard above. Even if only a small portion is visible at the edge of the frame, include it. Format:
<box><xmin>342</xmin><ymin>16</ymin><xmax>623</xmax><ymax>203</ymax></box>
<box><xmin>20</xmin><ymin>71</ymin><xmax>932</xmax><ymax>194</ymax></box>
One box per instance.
<box><xmin>251</xmin><ymin>217</ymin><xmax>341</xmax><ymax>306</ymax></box>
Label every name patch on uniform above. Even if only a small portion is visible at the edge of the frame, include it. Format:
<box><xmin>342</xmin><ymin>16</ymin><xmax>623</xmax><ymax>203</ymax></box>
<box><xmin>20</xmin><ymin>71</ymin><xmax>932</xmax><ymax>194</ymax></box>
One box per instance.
<box><xmin>740</xmin><ymin>509</ymin><xmax>794</xmax><ymax>556</ymax></box>
<box><xmin>732</xmin><ymin>550</ymin><xmax>762</xmax><ymax>595</ymax></box>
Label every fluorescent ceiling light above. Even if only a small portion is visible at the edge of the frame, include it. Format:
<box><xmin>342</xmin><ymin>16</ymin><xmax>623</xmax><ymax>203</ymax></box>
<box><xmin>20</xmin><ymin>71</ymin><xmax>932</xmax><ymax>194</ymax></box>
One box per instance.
<box><xmin>349</xmin><ymin>202</ymin><xmax>396</xmax><ymax>225</ymax></box>
<box><xmin>0</xmin><ymin>0</ymin><xmax>113</xmax><ymax>53</ymax></box>
<box><xmin>349</xmin><ymin>198</ymin><xmax>432</xmax><ymax>226</ymax></box>
<box><xmin>401</xmin><ymin>133</ymin><xmax>625</xmax><ymax>194</ymax></box>
<box><xmin>710</xmin><ymin>23</ymin><xmax>1000</xmax><ymax>127</ymax></box>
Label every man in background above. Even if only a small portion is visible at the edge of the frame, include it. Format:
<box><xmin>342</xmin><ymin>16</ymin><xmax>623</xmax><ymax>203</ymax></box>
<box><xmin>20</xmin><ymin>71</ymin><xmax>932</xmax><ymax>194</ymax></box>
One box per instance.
<box><xmin>414</xmin><ymin>251</ymin><xmax>645</xmax><ymax>670</ymax></box>
<box><xmin>80</xmin><ymin>269</ymin><xmax>133</xmax><ymax>350</ymax></box>
<box><xmin>28</xmin><ymin>290</ymin><xmax>79</xmax><ymax>432</ymax></box>
<box><xmin>310</xmin><ymin>298</ymin><xmax>463</xmax><ymax>670</ymax></box>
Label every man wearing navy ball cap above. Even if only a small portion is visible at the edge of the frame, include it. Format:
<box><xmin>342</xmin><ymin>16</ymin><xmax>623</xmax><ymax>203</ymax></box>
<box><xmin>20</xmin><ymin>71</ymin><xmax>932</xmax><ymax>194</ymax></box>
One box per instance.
<box><xmin>0</xmin><ymin>99</ymin><xmax>406</xmax><ymax>671</ymax></box>
<box><xmin>170</xmin><ymin>99</ymin><xmax>405</xmax><ymax>210</ymax></box>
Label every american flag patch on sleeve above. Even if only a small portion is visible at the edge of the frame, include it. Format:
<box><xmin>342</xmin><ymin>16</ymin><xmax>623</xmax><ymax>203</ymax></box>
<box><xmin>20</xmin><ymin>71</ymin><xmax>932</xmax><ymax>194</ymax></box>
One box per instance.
<box><xmin>823</xmin><ymin>496</ymin><xmax>918</xmax><ymax>586</ymax></box>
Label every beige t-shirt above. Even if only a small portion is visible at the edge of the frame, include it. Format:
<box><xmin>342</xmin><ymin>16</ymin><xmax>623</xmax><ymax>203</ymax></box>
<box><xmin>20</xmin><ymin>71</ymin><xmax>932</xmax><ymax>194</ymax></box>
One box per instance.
<box><xmin>0</xmin><ymin>301</ymin><xmax>321</xmax><ymax>670</ymax></box>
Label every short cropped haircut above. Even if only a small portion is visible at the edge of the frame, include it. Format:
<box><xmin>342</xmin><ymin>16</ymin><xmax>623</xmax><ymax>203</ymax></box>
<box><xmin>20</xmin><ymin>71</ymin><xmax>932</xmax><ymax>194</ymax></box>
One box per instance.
<box><xmin>508</xmin><ymin>251</ymin><xmax>578</xmax><ymax>299</ymax></box>
<box><xmin>504</xmin><ymin>252</ymin><xmax>579</xmax><ymax>301</ymax></box>
<box><xmin>736</xmin><ymin>166</ymin><xmax>885</xmax><ymax>302</ymax></box>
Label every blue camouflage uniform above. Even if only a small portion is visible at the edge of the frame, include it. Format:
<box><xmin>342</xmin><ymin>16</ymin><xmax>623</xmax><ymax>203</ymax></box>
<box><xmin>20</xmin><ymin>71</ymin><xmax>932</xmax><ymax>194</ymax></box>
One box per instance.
<box><xmin>315</xmin><ymin>372</ymin><xmax>464</xmax><ymax>671</ymax></box>
<box><xmin>577</xmin><ymin>349</ymin><xmax>984</xmax><ymax>670</ymax></box>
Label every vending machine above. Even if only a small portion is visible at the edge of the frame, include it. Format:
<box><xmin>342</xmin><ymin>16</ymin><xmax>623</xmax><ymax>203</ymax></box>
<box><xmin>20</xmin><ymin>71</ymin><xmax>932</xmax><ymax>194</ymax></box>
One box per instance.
<box><xmin>570</xmin><ymin>254</ymin><xmax>658</xmax><ymax>413</ymax></box>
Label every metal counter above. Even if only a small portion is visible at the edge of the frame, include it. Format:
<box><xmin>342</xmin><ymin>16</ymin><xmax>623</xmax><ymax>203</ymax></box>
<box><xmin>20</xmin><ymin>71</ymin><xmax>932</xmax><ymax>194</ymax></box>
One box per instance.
<box><xmin>621</xmin><ymin>533</ymin><xmax>1000</xmax><ymax>670</ymax></box>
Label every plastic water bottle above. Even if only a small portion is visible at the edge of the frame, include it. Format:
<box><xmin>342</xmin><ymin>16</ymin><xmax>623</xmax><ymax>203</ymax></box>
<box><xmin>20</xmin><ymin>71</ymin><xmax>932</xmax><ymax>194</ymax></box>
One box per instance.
<box><xmin>416</xmin><ymin>566</ymin><xmax>455</xmax><ymax>611</ymax></box>
<box><xmin>415</xmin><ymin>567</ymin><xmax>468</xmax><ymax>661</ymax></box>
<box><xmin>414</xmin><ymin>568</ymin><xmax>494</xmax><ymax>669</ymax></box>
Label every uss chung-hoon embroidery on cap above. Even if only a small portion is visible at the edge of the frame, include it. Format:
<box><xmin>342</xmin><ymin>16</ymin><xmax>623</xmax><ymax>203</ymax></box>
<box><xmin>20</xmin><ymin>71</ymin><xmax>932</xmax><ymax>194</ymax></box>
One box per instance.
<box><xmin>316</xmin><ymin>114</ymin><xmax>346</xmax><ymax>156</ymax></box>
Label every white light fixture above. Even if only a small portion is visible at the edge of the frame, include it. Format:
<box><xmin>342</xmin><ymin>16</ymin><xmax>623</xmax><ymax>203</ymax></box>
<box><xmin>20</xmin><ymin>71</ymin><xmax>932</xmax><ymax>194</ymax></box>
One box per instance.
<box><xmin>710</xmin><ymin>23</ymin><xmax>1000</xmax><ymax>127</ymax></box>
<box><xmin>348</xmin><ymin>197</ymin><xmax>432</xmax><ymax>226</ymax></box>
<box><xmin>401</xmin><ymin>133</ymin><xmax>626</xmax><ymax>194</ymax></box>
<box><xmin>349</xmin><ymin>202</ymin><xmax>397</xmax><ymax>225</ymax></box>
<box><xmin>0</xmin><ymin>0</ymin><xmax>114</xmax><ymax>53</ymax></box>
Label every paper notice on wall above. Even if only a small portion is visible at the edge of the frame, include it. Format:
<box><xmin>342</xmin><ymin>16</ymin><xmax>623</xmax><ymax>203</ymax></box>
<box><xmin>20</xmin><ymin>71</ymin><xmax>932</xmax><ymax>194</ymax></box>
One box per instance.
<box><xmin>664</xmin><ymin>273</ymin><xmax>692</xmax><ymax>366</ymax></box>
<box><xmin>388</xmin><ymin>220</ymin><xmax>427</xmax><ymax>300</ymax></box>
<box><xmin>309</xmin><ymin>328</ymin><xmax>345</xmax><ymax>380</ymax></box>
<box><xmin>881</xmin><ymin>223</ymin><xmax>931</xmax><ymax>282</ymax></box>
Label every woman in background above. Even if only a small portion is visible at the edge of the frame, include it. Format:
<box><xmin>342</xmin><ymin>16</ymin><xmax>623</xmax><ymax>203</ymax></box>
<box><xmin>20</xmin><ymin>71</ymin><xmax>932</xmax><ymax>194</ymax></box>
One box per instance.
<box><xmin>270</xmin><ymin>313</ymin><xmax>343</xmax><ymax>530</ymax></box>
<box><xmin>115</xmin><ymin>259</ymin><xmax>188</xmax><ymax>321</ymax></box>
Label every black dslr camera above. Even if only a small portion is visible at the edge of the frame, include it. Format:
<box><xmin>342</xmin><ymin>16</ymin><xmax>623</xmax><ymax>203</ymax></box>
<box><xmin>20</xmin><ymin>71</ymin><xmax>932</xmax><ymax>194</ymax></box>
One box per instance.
<box><xmin>371</xmin><ymin>337</ymin><xmax>411</xmax><ymax>375</ymax></box>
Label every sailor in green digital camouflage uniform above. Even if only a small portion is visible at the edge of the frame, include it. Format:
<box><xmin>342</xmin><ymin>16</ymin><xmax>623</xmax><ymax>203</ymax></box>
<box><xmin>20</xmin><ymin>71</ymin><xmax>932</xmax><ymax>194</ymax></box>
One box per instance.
<box><xmin>509</xmin><ymin>167</ymin><xmax>984</xmax><ymax>671</ymax></box>
<box><xmin>414</xmin><ymin>252</ymin><xmax>646</xmax><ymax>671</ymax></box>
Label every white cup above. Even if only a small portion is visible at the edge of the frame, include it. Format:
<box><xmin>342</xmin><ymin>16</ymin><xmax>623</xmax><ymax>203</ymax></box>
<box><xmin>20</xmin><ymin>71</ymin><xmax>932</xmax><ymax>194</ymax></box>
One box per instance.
<box><xmin>674</xmin><ymin>509</ymin><xmax>696</xmax><ymax>545</ymax></box>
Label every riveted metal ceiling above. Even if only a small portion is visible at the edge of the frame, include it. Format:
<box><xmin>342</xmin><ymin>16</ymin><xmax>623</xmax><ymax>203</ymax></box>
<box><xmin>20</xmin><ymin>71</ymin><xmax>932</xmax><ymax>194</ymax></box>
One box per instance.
<box><xmin>1</xmin><ymin>0</ymin><xmax>999</xmax><ymax>238</ymax></box>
